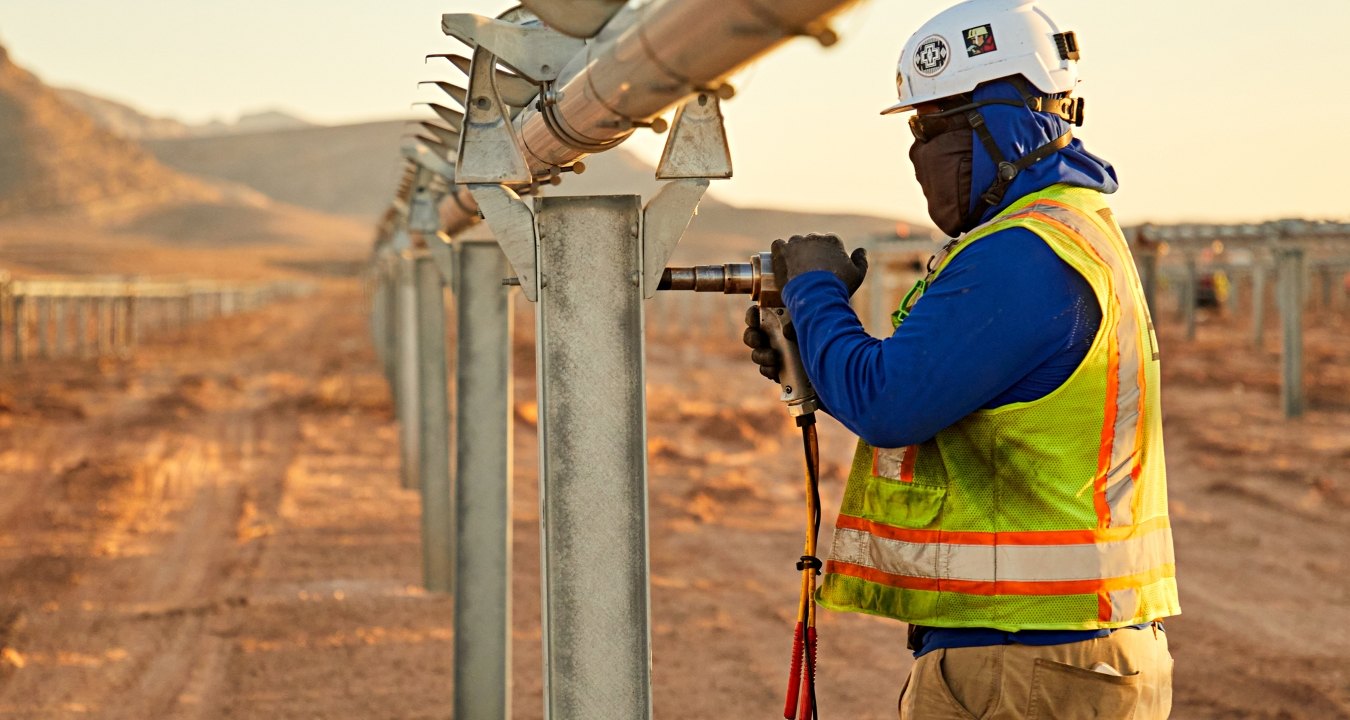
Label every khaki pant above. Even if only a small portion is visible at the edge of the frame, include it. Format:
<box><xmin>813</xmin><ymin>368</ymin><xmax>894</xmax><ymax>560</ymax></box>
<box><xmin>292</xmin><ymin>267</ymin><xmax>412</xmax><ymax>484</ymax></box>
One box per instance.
<box><xmin>898</xmin><ymin>626</ymin><xmax>1173</xmax><ymax>719</ymax></box>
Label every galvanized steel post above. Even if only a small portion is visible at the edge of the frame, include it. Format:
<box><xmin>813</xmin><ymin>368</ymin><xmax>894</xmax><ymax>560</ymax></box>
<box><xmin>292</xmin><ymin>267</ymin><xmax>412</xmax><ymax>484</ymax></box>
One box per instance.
<box><xmin>396</xmin><ymin>253</ymin><xmax>423</xmax><ymax>490</ymax></box>
<box><xmin>1182</xmin><ymin>252</ymin><xmax>1198</xmax><ymax>341</ymax></box>
<box><xmin>36</xmin><ymin>297</ymin><xmax>50</xmax><ymax>360</ymax></box>
<box><xmin>0</xmin><ymin>277</ymin><xmax>10</xmax><ymax>366</ymax></box>
<box><xmin>1252</xmin><ymin>254</ymin><xmax>1269</xmax><ymax>348</ymax></box>
<box><xmin>381</xmin><ymin>260</ymin><xmax>400</xmax><ymax>390</ymax></box>
<box><xmin>868</xmin><ymin>239</ymin><xmax>890</xmax><ymax>336</ymax></box>
<box><xmin>53</xmin><ymin>298</ymin><xmax>67</xmax><ymax>357</ymax></box>
<box><xmin>452</xmin><ymin>239</ymin><xmax>514</xmax><ymax>720</ymax></box>
<box><xmin>414</xmin><ymin>253</ymin><xmax>454</xmax><ymax>593</ymax></box>
<box><xmin>1277</xmin><ymin>248</ymin><xmax>1305</xmax><ymax>418</ymax></box>
<box><xmin>1139</xmin><ymin>247</ymin><xmax>1159</xmax><ymax>316</ymax></box>
<box><xmin>128</xmin><ymin>295</ymin><xmax>140</xmax><ymax>348</ymax></box>
<box><xmin>11</xmin><ymin>295</ymin><xmax>25</xmax><ymax>363</ymax></box>
<box><xmin>76</xmin><ymin>298</ymin><xmax>90</xmax><ymax>358</ymax></box>
<box><xmin>534</xmin><ymin>195</ymin><xmax>652</xmax><ymax>720</ymax></box>
<box><xmin>96</xmin><ymin>298</ymin><xmax>111</xmax><ymax>356</ymax></box>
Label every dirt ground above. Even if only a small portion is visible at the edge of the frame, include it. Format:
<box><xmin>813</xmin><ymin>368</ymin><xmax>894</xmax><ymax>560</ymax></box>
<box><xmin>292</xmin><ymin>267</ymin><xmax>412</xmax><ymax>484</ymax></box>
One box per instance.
<box><xmin>0</xmin><ymin>281</ymin><xmax>1346</xmax><ymax>719</ymax></box>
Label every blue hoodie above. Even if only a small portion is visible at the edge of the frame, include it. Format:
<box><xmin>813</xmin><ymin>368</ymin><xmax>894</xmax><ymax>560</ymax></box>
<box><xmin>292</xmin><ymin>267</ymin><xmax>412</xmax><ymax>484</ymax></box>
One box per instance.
<box><xmin>781</xmin><ymin>79</ymin><xmax>1134</xmax><ymax>654</ymax></box>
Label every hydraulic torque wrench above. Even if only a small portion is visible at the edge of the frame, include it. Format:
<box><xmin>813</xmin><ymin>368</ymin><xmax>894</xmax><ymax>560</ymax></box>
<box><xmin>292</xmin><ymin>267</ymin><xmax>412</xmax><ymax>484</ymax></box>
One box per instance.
<box><xmin>659</xmin><ymin>253</ymin><xmax>824</xmax><ymax>720</ymax></box>
<box><xmin>658</xmin><ymin>252</ymin><xmax>819</xmax><ymax>418</ymax></box>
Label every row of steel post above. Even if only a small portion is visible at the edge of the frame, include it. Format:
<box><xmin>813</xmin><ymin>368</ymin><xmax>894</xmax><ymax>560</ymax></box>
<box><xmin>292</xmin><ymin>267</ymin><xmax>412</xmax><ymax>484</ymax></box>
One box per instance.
<box><xmin>374</xmin><ymin>195</ymin><xmax>669</xmax><ymax>720</ymax></box>
<box><xmin>369</xmin><ymin>239</ymin><xmax>514</xmax><ymax>719</ymax></box>
<box><xmin>1134</xmin><ymin>246</ymin><xmax>1349</xmax><ymax>418</ymax></box>
<box><xmin>0</xmin><ymin>277</ymin><xmax>309</xmax><ymax>366</ymax></box>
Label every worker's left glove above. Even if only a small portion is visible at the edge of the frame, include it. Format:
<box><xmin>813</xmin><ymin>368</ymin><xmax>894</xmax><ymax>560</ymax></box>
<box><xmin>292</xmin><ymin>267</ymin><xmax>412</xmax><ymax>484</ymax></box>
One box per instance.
<box><xmin>743</xmin><ymin>305</ymin><xmax>795</xmax><ymax>383</ymax></box>
<box><xmin>771</xmin><ymin>233</ymin><xmax>869</xmax><ymax>296</ymax></box>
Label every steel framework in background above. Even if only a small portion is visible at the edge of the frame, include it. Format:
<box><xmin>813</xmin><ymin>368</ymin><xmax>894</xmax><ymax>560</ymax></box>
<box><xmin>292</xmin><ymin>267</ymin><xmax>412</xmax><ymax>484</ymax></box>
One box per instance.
<box><xmin>368</xmin><ymin>1</ymin><xmax>859</xmax><ymax>718</ymax></box>
<box><xmin>1132</xmin><ymin>220</ymin><xmax>1350</xmax><ymax>419</ymax></box>
<box><xmin>0</xmin><ymin>275</ymin><xmax>313</xmax><ymax>366</ymax></box>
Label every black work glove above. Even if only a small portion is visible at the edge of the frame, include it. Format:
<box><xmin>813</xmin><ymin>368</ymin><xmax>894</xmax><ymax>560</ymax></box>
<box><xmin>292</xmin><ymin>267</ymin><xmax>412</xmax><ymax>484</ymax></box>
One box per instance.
<box><xmin>771</xmin><ymin>233</ymin><xmax>869</xmax><ymax>296</ymax></box>
<box><xmin>742</xmin><ymin>305</ymin><xmax>796</xmax><ymax>383</ymax></box>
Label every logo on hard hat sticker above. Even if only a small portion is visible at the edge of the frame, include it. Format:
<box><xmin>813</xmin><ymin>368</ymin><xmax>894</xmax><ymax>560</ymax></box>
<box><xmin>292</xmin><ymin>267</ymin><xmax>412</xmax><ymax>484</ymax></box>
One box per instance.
<box><xmin>964</xmin><ymin>24</ymin><xmax>997</xmax><ymax>57</ymax></box>
<box><xmin>914</xmin><ymin>35</ymin><xmax>950</xmax><ymax>77</ymax></box>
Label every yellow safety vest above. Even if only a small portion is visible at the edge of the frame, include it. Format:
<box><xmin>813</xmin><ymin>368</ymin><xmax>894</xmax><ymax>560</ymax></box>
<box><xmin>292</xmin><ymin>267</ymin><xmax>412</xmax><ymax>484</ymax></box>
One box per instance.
<box><xmin>817</xmin><ymin>185</ymin><xmax>1181</xmax><ymax>631</ymax></box>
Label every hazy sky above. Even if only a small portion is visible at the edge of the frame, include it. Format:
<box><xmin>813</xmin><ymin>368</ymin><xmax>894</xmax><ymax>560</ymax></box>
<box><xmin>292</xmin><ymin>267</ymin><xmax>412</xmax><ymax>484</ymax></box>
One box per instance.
<box><xmin>1</xmin><ymin>1</ymin><xmax>1346</xmax><ymax>225</ymax></box>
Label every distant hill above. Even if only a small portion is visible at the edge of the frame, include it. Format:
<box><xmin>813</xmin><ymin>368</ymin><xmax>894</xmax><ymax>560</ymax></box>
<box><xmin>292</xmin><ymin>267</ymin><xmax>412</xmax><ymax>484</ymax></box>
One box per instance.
<box><xmin>0</xmin><ymin>44</ymin><xmax>370</xmax><ymax>279</ymax></box>
<box><xmin>58</xmin><ymin>87</ymin><xmax>314</xmax><ymax>140</ymax></box>
<box><xmin>56</xmin><ymin>88</ymin><xmax>194</xmax><ymax>139</ymax></box>
<box><xmin>146</xmin><ymin>120</ymin><xmax>411</xmax><ymax>219</ymax></box>
<box><xmin>0</xmin><ymin>45</ymin><xmax>224</xmax><ymax>219</ymax></box>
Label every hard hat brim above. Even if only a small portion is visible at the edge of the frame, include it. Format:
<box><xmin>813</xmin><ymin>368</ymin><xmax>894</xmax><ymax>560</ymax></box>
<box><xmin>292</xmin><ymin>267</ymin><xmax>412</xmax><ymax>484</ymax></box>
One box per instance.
<box><xmin>880</xmin><ymin>100</ymin><xmax>914</xmax><ymax>116</ymax></box>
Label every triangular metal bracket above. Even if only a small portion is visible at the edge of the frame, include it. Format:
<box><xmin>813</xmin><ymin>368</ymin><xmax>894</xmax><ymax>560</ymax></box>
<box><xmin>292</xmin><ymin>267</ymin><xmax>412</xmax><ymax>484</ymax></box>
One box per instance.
<box><xmin>455</xmin><ymin>45</ymin><xmax>533</xmax><ymax>186</ymax></box>
<box><xmin>642</xmin><ymin>178</ymin><xmax>709</xmax><ymax>298</ymax></box>
<box><xmin>518</xmin><ymin>0</ymin><xmax>627</xmax><ymax>39</ymax></box>
<box><xmin>424</xmin><ymin>232</ymin><xmax>455</xmax><ymax>284</ymax></box>
<box><xmin>401</xmin><ymin>139</ymin><xmax>457</xmax><ymax>181</ymax></box>
<box><xmin>656</xmin><ymin>93</ymin><xmax>733</xmax><ymax>180</ymax></box>
<box><xmin>408</xmin><ymin>169</ymin><xmax>447</xmax><ymax>235</ymax></box>
<box><xmin>470</xmin><ymin>184</ymin><xmax>539</xmax><ymax>302</ymax></box>
<box><xmin>441</xmin><ymin>14</ymin><xmax>584</xmax><ymax>83</ymax></box>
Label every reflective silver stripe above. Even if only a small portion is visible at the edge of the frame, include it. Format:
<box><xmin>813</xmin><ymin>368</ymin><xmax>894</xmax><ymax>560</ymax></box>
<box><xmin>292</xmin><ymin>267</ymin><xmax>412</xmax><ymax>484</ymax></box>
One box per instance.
<box><xmin>830</xmin><ymin>527</ymin><xmax>1175</xmax><ymax>584</ymax></box>
<box><xmin>1030</xmin><ymin>203</ymin><xmax>1145</xmax><ymax>528</ymax></box>
<box><xmin>874</xmin><ymin>446</ymin><xmax>909</xmax><ymax>482</ymax></box>
<box><xmin>1108</xmin><ymin>588</ymin><xmax>1140</xmax><ymax>623</ymax></box>
<box><xmin>829</xmin><ymin>525</ymin><xmax>939</xmax><ymax>578</ymax></box>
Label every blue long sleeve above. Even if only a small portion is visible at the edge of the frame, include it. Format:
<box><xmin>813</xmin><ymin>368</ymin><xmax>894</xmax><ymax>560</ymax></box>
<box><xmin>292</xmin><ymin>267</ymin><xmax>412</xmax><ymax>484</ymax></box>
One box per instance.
<box><xmin>782</xmin><ymin>227</ymin><xmax>1101</xmax><ymax>448</ymax></box>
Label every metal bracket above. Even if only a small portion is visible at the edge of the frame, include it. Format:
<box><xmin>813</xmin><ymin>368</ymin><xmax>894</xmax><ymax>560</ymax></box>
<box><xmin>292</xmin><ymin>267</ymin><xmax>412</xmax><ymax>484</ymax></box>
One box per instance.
<box><xmin>419</xmin><ymin>102</ymin><xmax>465</xmax><ymax>133</ymax></box>
<box><xmin>430</xmin><ymin>54</ymin><xmax>543</xmax><ymax>108</ymax></box>
<box><xmin>401</xmin><ymin>139</ymin><xmax>457</xmax><ymax>180</ymax></box>
<box><xmin>470</xmin><ymin>184</ymin><xmax>539</xmax><ymax>302</ymax></box>
<box><xmin>518</xmin><ymin>0</ymin><xmax>626</xmax><ymax>39</ymax></box>
<box><xmin>391</xmin><ymin>225</ymin><xmax>414</xmax><ymax>253</ymax></box>
<box><xmin>417</xmin><ymin>121</ymin><xmax>461</xmax><ymax>150</ymax></box>
<box><xmin>422</xmin><ymin>80</ymin><xmax>468</xmax><ymax>109</ymax></box>
<box><xmin>642</xmin><ymin>179</ymin><xmax>709</xmax><ymax>298</ymax></box>
<box><xmin>409</xmin><ymin>170</ymin><xmax>446</xmax><ymax>235</ymax></box>
<box><xmin>456</xmin><ymin>45</ymin><xmax>533</xmax><ymax>186</ymax></box>
<box><xmin>442</xmin><ymin>14</ymin><xmax>585</xmax><ymax>83</ymax></box>
<box><xmin>424</xmin><ymin>232</ymin><xmax>455</xmax><ymax>283</ymax></box>
<box><xmin>656</xmin><ymin>93</ymin><xmax>733</xmax><ymax>180</ymax></box>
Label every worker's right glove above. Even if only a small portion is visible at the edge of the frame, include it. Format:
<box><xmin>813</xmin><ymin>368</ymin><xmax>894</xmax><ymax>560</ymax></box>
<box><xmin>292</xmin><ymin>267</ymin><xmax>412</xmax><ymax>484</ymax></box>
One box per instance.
<box><xmin>771</xmin><ymin>233</ymin><xmax>869</xmax><ymax>297</ymax></box>
<box><xmin>743</xmin><ymin>306</ymin><xmax>794</xmax><ymax>383</ymax></box>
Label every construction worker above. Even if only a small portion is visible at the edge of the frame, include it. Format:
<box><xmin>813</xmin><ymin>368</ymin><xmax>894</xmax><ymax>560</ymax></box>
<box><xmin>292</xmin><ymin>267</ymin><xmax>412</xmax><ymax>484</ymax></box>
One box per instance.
<box><xmin>744</xmin><ymin>1</ymin><xmax>1180</xmax><ymax>717</ymax></box>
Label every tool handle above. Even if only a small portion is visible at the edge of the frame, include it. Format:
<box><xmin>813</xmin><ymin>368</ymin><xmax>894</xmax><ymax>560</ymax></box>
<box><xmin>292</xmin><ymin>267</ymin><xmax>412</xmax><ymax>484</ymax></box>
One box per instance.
<box><xmin>759</xmin><ymin>306</ymin><xmax>818</xmax><ymax>417</ymax></box>
<box><xmin>799</xmin><ymin>626</ymin><xmax>818</xmax><ymax>720</ymax></box>
<box><xmin>783</xmin><ymin>621</ymin><xmax>805</xmax><ymax>720</ymax></box>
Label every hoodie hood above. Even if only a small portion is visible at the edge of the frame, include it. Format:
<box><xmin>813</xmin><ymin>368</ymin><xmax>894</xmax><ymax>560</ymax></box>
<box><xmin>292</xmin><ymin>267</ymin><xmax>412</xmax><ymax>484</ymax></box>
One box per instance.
<box><xmin>968</xmin><ymin>79</ymin><xmax>1119</xmax><ymax>224</ymax></box>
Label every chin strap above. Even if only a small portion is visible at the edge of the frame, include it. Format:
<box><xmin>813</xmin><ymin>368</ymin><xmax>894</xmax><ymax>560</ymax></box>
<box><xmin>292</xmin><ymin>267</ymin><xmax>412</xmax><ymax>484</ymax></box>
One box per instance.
<box><xmin>968</xmin><ymin>112</ymin><xmax>1074</xmax><ymax>210</ymax></box>
<box><xmin>919</xmin><ymin>77</ymin><xmax>1085</xmax><ymax>214</ymax></box>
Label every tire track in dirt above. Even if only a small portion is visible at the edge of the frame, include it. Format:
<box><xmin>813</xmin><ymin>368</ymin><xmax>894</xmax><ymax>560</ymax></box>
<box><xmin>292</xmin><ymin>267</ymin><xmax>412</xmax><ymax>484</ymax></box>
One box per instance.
<box><xmin>0</xmin><ymin>289</ymin><xmax>348</xmax><ymax>718</ymax></box>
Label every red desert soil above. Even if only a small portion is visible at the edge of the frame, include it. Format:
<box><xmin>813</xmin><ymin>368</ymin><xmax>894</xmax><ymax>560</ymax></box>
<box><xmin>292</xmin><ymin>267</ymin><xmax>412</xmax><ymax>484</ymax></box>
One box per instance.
<box><xmin>0</xmin><ymin>281</ymin><xmax>1345</xmax><ymax>719</ymax></box>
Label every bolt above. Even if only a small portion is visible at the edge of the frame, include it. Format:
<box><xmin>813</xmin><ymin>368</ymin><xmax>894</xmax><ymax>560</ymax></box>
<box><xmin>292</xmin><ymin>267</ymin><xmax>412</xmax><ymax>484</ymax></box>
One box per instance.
<box><xmin>475</xmin><ymin>96</ymin><xmax>491</xmax><ymax>110</ymax></box>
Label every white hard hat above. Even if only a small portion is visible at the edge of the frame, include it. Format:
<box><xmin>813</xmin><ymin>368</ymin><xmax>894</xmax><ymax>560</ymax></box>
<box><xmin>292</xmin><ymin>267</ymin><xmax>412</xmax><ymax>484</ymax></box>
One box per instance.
<box><xmin>882</xmin><ymin>0</ymin><xmax>1081</xmax><ymax>115</ymax></box>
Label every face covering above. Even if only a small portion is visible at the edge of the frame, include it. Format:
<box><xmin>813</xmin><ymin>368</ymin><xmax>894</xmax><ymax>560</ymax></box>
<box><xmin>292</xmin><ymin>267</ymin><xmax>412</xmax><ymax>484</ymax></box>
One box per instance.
<box><xmin>909</xmin><ymin>129</ymin><xmax>977</xmax><ymax>238</ymax></box>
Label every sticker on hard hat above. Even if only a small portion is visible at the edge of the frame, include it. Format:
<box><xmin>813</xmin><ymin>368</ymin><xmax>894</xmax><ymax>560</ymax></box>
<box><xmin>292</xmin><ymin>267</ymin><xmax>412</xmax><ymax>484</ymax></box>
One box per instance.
<box><xmin>914</xmin><ymin>35</ymin><xmax>950</xmax><ymax>77</ymax></box>
<box><xmin>964</xmin><ymin>24</ymin><xmax>997</xmax><ymax>57</ymax></box>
